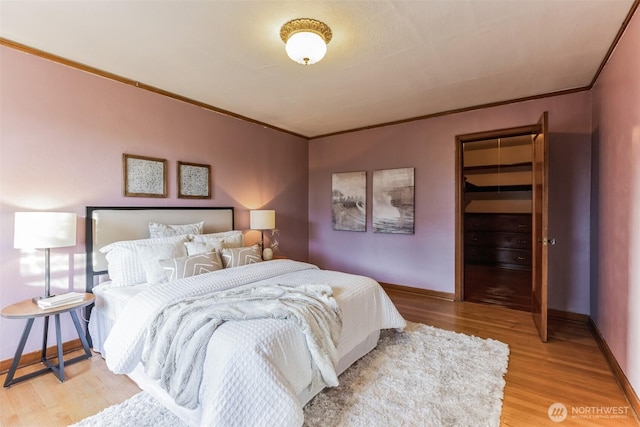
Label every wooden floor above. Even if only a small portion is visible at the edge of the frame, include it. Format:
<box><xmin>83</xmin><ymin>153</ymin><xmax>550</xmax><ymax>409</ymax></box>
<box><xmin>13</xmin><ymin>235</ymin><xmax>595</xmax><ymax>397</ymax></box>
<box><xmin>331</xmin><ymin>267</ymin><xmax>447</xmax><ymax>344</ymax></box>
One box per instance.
<box><xmin>1</xmin><ymin>291</ymin><xmax>638</xmax><ymax>426</ymax></box>
<box><xmin>464</xmin><ymin>264</ymin><xmax>532</xmax><ymax>312</ymax></box>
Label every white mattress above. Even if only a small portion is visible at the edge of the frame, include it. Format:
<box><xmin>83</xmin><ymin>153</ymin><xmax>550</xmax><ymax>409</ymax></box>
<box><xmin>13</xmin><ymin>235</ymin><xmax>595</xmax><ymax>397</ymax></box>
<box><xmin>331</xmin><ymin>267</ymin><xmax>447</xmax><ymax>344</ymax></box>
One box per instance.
<box><xmin>89</xmin><ymin>281</ymin><xmax>150</xmax><ymax>355</ymax></box>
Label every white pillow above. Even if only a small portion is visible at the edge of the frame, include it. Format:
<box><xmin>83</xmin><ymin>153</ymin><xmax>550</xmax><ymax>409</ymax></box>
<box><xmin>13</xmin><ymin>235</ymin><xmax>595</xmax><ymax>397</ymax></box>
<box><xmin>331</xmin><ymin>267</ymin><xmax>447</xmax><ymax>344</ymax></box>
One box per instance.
<box><xmin>220</xmin><ymin>244</ymin><xmax>262</xmax><ymax>268</ymax></box>
<box><xmin>149</xmin><ymin>221</ymin><xmax>204</xmax><ymax>238</ymax></box>
<box><xmin>100</xmin><ymin>235</ymin><xmax>188</xmax><ymax>286</ymax></box>
<box><xmin>159</xmin><ymin>252</ymin><xmax>223</xmax><ymax>281</ymax></box>
<box><xmin>184</xmin><ymin>240</ymin><xmax>223</xmax><ymax>256</ymax></box>
<box><xmin>136</xmin><ymin>242</ymin><xmax>187</xmax><ymax>284</ymax></box>
<box><xmin>191</xmin><ymin>230</ymin><xmax>243</xmax><ymax>248</ymax></box>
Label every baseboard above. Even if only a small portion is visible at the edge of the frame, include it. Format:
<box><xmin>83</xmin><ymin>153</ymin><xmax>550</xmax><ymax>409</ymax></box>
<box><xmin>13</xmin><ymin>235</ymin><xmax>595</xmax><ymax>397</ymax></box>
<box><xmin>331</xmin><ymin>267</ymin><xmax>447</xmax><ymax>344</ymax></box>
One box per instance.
<box><xmin>0</xmin><ymin>338</ymin><xmax>83</xmax><ymax>375</ymax></box>
<box><xmin>379</xmin><ymin>282</ymin><xmax>455</xmax><ymax>301</ymax></box>
<box><xmin>588</xmin><ymin>318</ymin><xmax>640</xmax><ymax>422</ymax></box>
<box><xmin>548</xmin><ymin>308</ymin><xmax>589</xmax><ymax>324</ymax></box>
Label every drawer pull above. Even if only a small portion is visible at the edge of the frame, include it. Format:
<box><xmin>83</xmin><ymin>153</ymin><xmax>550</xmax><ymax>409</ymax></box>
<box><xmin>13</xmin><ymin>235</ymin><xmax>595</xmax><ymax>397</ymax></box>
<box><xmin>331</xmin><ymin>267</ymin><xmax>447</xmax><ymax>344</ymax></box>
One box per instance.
<box><xmin>518</xmin><ymin>224</ymin><xmax>527</xmax><ymax>228</ymax></box>
<box><xmin>517</xmin><ymin>240</ymin><xmax>528</xmax><ymax>244</ymax></box>
<box><xmin>516</xmin><ymin>256</ymin><xmax>526</xmax><ymax>261</ymax></box>
<box><xmin>472</xmin><ymin>237</ymin><xmax>479</xmax><ymax>241</ymax></box>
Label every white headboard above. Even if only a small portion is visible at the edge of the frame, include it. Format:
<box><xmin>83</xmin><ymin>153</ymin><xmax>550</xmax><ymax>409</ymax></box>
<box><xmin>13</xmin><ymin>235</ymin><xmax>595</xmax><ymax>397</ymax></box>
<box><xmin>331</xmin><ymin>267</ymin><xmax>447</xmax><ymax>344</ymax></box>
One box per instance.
<box><xmin>85</xmin><ymin>206</ymin><xmax>235</xmax><ymax>291</ymax></box>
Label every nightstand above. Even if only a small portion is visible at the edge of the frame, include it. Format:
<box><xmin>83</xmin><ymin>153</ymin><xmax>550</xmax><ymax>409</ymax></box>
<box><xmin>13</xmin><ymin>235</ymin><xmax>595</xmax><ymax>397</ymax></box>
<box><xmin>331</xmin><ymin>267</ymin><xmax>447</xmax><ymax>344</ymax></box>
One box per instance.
<box><xmin>1</xmin><ymin>293</ymin><xmax>94</xmax><ymax>388</ymax></box>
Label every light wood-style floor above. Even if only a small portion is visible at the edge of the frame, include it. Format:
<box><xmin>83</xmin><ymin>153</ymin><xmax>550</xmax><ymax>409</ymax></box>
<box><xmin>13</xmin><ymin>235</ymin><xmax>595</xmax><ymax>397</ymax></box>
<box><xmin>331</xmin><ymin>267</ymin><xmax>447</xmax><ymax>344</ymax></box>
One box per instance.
<box><xmin>1</xmin><ymin>291</ymin><xmax>638</xmax><ymax>426</ymax></box>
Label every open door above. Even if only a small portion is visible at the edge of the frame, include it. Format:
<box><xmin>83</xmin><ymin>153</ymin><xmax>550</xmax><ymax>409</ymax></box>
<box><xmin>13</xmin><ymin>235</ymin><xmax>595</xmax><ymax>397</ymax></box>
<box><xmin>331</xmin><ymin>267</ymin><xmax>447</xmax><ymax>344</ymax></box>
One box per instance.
<box><xmin>531</xmin><ymin>112</ymin><xmax>549</xmax><ymax>342</ymax></box>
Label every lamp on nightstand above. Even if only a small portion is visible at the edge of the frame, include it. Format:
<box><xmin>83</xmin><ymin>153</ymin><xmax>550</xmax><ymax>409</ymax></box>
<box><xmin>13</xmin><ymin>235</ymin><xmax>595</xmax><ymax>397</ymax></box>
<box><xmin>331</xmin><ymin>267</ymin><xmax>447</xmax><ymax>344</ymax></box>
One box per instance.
<box><xmin>249</xmin><ymin>210</ymin><xmax>275</xmax><ymax>260</ymax></box>
<box><xmin>14</xmin><ymin>212</ymin><xmax>77</xmax><ymax>303</ymax></box>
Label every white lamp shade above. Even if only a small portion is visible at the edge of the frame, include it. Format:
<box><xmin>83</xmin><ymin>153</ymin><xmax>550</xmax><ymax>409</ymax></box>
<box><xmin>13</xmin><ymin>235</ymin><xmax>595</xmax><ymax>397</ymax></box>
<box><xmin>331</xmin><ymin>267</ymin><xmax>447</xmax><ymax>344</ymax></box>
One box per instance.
<box><xmin>14</xmin><ymin>212</ymin><xmax>77</xmax><ymax>249</ymax></box>
<box><xmin>250</xmin><ymin>210</ymin><xmax>276</xmax><ymax>230</ymax></box>
<box><xmin>285</xmin><ymin>32</ymin><xmax>327</xmax><ymax>65</ymax></box>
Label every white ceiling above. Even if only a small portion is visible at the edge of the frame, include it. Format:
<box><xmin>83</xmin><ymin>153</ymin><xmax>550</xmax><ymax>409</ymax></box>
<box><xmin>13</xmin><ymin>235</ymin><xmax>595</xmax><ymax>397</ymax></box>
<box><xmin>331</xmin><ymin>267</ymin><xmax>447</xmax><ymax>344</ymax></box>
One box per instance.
<box><xmin>0</xmin><ymin>1</ymin><xmax>635</xmax><ymax>138</ymax></box>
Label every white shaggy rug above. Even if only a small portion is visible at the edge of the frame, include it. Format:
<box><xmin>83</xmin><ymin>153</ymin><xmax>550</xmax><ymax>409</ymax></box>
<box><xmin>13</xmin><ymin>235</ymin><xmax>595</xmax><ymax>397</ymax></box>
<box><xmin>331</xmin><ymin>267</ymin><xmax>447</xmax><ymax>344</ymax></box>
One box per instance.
<box><xmin>71</xmin><ymin>322</ymin><xmax>509</xmax><ymax>427</ymax></box>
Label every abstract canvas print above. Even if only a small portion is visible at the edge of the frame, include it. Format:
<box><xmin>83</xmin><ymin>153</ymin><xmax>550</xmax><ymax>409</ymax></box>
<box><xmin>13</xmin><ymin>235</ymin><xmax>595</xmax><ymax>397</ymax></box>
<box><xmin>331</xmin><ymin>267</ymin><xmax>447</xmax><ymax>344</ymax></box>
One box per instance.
<box><xmin>331</xmin><ymin>171</ymin><xmax>366</xmax><ymax>232</ymax></box>
<box><xmin>373</xmin><ymin>167</ymin><xmax>415</xmax><ymax>234</ymax></box>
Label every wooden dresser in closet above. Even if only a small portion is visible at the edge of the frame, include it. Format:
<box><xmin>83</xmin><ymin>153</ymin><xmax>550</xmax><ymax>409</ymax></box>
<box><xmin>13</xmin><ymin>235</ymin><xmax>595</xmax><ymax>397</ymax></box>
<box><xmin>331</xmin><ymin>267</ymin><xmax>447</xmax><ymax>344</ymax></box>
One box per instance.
<box><xmin>464</xmin><ymin>213</ymin><xmax>532</xmax><ymax>271</ymax></box>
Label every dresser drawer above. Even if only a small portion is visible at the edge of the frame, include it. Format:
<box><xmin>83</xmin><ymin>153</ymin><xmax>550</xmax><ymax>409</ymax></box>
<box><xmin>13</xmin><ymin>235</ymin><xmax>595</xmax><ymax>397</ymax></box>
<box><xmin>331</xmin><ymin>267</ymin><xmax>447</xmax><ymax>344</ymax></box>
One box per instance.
<box><xmin>465</xmin><ymin>213</ymin><xmax>531</xmax><ymax>233</ymax></box>
<box><xmin>495</xmin><ymin>248</ymin><xmax>531</xmax><ymax>267</ymax></box>
<box><xmin>465</xmin><ymin>246</ymin><xmax>531</xmax><ymax>269</ymax></box>
<box><xmin>465</xmin><ymin>231</ymin><xmax>531</xmax><ymax>249</ymax></box>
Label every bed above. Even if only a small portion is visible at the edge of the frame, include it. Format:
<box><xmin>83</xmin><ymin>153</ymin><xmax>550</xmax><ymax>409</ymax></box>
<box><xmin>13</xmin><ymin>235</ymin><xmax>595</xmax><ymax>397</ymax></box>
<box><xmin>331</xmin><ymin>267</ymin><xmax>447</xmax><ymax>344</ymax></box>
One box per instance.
<box><xmin>85</xmin><ymin>206</ymin><xmax>406</xmax><ymax>427</ymax></box>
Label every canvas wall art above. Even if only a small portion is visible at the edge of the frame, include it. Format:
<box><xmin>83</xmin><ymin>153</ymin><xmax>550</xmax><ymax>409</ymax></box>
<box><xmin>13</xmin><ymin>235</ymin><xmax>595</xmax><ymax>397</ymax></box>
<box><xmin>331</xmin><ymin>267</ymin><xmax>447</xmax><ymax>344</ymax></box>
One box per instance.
<box><xmin>331</xmin><ymin>171</ymin><xmax>366</xmax><ymax>232</ymax></box>
<box><xmin>373</xmin><ymin>167</ymin><xmax>415</xmax><ymax>234</ymax></box>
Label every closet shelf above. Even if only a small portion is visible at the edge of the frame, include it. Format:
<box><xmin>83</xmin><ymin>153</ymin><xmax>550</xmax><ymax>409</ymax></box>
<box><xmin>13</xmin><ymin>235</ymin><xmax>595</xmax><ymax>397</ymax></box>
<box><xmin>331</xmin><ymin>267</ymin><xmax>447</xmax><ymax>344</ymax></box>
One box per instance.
<box><xmin>463</xmin><ymin>161</ymin><xmax>532</xmax><ymax>172</ymax></box>
<box><xmin>465</xmin><ymin>182</ymin><xmax>532</xmax><ymax>193</ymax></box>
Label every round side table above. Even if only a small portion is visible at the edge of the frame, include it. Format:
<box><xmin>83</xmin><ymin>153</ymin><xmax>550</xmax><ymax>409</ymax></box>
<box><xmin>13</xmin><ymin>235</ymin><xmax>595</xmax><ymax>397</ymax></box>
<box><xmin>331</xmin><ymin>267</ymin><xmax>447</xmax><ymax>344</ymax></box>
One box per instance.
<box><xmin>1</xmin><ymin>293</ymin><xmax>94</xmax><ymax>388</ymax></box>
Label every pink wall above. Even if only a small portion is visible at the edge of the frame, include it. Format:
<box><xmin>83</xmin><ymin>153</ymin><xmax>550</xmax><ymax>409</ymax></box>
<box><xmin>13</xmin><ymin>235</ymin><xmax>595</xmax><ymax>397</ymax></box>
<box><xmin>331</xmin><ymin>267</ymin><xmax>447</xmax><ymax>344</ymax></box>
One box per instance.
<box><xmin>309</xmin><ymin>91</ymin><xmax>593</xmax><ymax>314</ymax></box>
<box><xmin>0</xmin><ymin>46</ymin><xmax>308</xmax><ymax>361</ymax></box>
<box><xmin>591</xmin><ymin>8</ymin><xmax>640</xmax><ymax>399</ymax></box>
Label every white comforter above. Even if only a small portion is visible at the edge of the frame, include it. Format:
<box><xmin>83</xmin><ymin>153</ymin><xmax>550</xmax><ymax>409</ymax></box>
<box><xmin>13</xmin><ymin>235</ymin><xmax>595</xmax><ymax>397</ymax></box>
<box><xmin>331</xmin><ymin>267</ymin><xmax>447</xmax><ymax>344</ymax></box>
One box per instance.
<box><xmin>103</xmin><ymin>260</ymin><xmax>406</xmax><ymax>427</ymax></box>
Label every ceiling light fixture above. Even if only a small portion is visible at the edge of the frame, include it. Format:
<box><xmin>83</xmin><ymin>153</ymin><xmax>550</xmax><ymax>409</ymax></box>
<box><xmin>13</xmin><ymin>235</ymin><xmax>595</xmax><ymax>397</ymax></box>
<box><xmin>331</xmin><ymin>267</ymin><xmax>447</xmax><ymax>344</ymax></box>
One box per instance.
<box><xmin>280</xmin><ymin>18</ymin><xmax>332</xmax><ymax>65</ymax></box>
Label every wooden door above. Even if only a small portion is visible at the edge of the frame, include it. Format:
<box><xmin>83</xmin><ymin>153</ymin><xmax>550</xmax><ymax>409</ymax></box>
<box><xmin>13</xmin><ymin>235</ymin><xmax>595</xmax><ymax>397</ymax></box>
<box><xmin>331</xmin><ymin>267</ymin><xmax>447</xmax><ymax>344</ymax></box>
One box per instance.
<box><xmin>531</xmin><ymin>112</ymin><xmax>549</xmax><ymax>342</ymax></box>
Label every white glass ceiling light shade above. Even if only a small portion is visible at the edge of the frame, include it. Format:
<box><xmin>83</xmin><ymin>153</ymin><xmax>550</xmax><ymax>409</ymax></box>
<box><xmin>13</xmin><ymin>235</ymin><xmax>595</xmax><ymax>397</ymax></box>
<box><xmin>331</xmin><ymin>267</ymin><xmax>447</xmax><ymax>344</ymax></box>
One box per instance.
<box><xmin>286</xmin><ymin>32</ymin><xmax>327</xmax><ymax>65</ymax></box>
<box><xmin>280</xmin><ymin>18</ymin><xmax>332</xmax><ymax>65</ymax></box>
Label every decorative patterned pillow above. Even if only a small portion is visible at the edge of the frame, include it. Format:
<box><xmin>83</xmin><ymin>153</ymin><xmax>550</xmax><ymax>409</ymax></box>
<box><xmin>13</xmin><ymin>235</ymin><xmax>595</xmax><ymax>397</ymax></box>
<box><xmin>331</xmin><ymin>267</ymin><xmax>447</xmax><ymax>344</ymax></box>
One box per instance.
<box><xmin>135</xmin><ymin>241</ymin><xmax>188</xmax><ymax>284</ymax></box>
<box><xmin>184</xmin><ymin>240</ymin><xmax>223</xmax><ymax>256</ymax></box>
<box><xmin>191</xmin><ymin>230</ymin><xmax>243</xmax><ymax>248</ymax></box>
<box><xmin>149</xmin><ymin>221</ymin><xmax>204</xmax><ymax>238</ymax></box>
<box><xmin>159</xmin><ymin>252</ymin><xmax>223</xmax><ymax>281</ymax></box>
<box><xmin>221</xmin><ymin>245</ymin><xmax>263</xmax><ymax>268</ymax></box>
<box><xmin>100</xmin><ymin>235</ymin><xmax>189</xmax><ymax>286</ymax></box>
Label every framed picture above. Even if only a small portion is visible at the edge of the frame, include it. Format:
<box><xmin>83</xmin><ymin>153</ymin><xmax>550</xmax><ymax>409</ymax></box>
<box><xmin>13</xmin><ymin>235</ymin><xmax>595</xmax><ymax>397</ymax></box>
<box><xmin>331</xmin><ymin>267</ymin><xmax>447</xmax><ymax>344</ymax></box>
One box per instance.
<box><xmin>373</xmin><ymin>167</ymin><xmax>415</xmax><ymax>234</ymax></box>
<box><xmin>178</xmin><ymin>161</ymin><xmax>211</xmax><ymax>199</ymax></box>
<box><xmin>123</xmin><ymin>154</ymin><xmax>167</xmax><ymax>198</ymax></box>
<box><xmin>331</xmin><ymin>171</ymin><xmax>366</xmax><ymax>232</ymax></box>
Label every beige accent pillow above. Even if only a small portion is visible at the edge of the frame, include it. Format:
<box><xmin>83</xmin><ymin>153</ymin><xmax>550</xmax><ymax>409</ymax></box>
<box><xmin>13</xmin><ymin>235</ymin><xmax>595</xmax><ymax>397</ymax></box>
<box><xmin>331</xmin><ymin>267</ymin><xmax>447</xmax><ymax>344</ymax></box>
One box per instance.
<box><xmin>159</xmin><ymin>252</ymin><xmax>223</xmax><ymax>281</ymax></box>
<box><xmin>149</xmin><ymin>221</ymin><xmax>204</xmax><ymax>238</ymax></box>
<box><xmin>191</xmin><ymin>230</ymin><xmax>243</xmax><ymax>248</ymax></box>
<box><xmin>220</xmin><ymin>245</ymin><xmax>263</xmax><ymax>268</ymax></box>
<box><xmin>184</xmin><ymin>240</ymin><xmax>223</xmax><ymax>256</ymax></box>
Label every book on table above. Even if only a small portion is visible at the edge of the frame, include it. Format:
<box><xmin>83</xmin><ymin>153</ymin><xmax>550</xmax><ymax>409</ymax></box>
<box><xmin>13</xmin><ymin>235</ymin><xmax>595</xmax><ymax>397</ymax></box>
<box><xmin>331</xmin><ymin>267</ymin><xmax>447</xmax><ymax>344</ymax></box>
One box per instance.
<box><xmin>37</xmin><ymin>292</ymin><xmax>84</xmax><ymax>309</ymax></box>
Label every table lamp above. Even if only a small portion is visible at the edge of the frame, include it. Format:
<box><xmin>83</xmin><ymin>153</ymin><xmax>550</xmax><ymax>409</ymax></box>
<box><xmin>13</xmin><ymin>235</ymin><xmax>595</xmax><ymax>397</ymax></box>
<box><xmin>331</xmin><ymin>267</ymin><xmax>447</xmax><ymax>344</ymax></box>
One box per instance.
<box><xmin>249</xmin><ymin>210</ymin><xmax>275</xmax><ymax>255</ymax></box>
<box><xmin>14</xmin><ymin>212</ymin><xmax>77</xmax><ymax>303</ymax></box>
